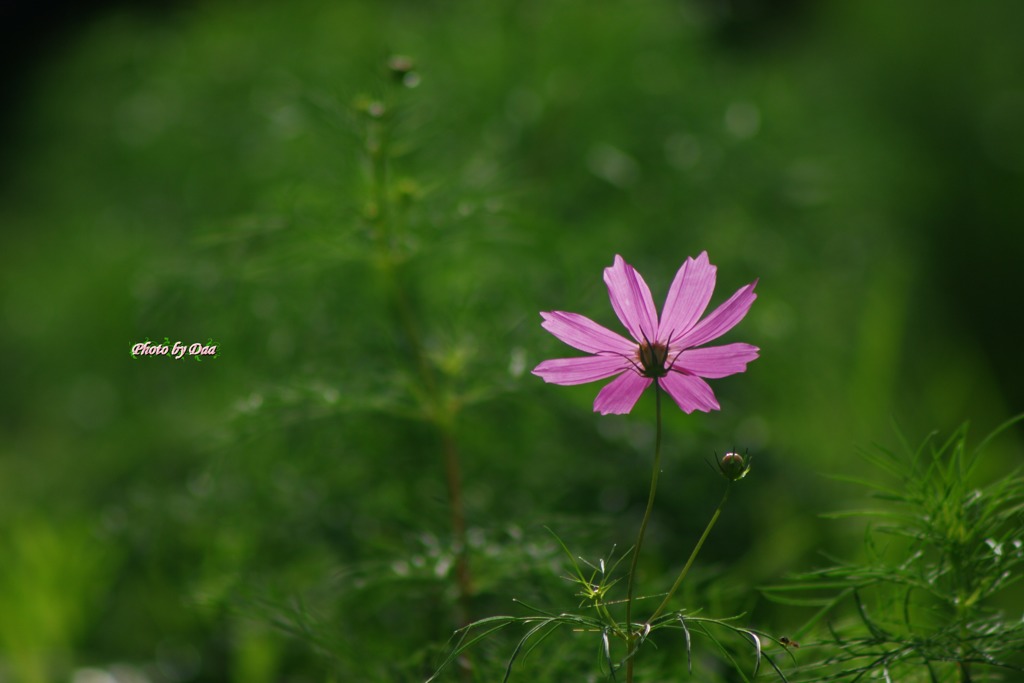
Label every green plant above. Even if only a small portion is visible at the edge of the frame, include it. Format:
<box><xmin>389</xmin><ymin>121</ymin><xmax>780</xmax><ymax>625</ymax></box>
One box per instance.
<box><xmin>430</xmin><ymin>254</ymin><xmax>781</xmax><ymax>682</ymax></box>
<box><xmin>765</xmin><ymin>417</ymin><xmax>1024</xmax><ymax>682</ymax></box>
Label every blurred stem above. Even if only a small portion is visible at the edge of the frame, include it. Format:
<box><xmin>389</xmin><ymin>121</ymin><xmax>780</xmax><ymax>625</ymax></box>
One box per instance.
<box><xmin>441</xmin><ymin>426</ymin><xmax>472</xmax><ymax>625</ymax></box>
<box><xmin>362</xmin><ymin>99</ymin><xmax>473</xmax><ymax>635</ymax></box>
<box><xmin>367</xmin><ymin>112</ymin><xmax>390</xmax><ymax>236</ymax></box>
<box><xmin>648</xmin><ymin>486</ymin><xmax>730</xmax><ymax>623</ymax></box>
<box><xmin>625</xmin><ymin>382</ymin><xmax>663</xmax><ymax>683</ymax></box>
<box><xmin>390</xmin><ymin>267</ymin><xmax>473</xmax><ymax>626</ymax></box>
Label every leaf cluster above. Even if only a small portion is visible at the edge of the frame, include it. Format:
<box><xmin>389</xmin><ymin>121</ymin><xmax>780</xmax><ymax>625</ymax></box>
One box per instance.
<box><xmin>764</xmin><ymin>417</ymin><xmax>1024</xmax><ymax>681</ymax></box>
<box><xmin>430</xmin><ymin>531</ymin><xmax>791</xmax><ymax>682</ymax></box>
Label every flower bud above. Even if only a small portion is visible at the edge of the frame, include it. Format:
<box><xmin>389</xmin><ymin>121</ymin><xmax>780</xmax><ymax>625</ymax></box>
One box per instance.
<box><xmin>387</xmin><ymin>55</ymin><xmax>421</xmax><ymax>88</ymax></box>
<box><xmin>718</xmin><ymin>451</ymin><xmax>750</xmax><ymax>482</ymax></box>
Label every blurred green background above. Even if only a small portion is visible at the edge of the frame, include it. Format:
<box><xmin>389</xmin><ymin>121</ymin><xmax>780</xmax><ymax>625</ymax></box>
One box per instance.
<box><xmin>1</xmin><ymin>0</ymin><xmax>1023</xmax><ymax>681</ymax></box>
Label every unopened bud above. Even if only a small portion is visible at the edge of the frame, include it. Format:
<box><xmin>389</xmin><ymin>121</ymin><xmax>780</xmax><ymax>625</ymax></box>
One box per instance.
<box><xmin>718</xmin><ymin>451</ymin><xmax>750</xmax><ymax>482</ymax></box>
<box><xmin>387</xmin><ymin>54</ymin><xmax>414</xmax><ymax>76</ymax></box>
<box><xmin>387</xmin><ymin>55</ymin><xmax>421</xmax><ymax>88</ymax></box>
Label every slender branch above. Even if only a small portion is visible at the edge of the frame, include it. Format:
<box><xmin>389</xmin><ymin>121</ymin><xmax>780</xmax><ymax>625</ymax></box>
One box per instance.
<box><xmin>648</xmin><ymin>486</ymin><xmax>730</xmax><ymax>623</ymax></box>
<box><xmin>625</xmin><ymin>382</ymin><xmax>663</xmax><ymax>683</ymax></box>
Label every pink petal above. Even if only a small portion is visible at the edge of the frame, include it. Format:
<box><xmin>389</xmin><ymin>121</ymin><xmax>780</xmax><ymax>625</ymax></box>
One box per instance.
<box><xmin>659</xmin><ymin>372</ymin><xmax>720</xmax><ymax>414</ymax></box>
<box><xmin>540</xmin><ymin>311</ymin><xmax>636</xmax><ymax>355</ymax></box>
<box><xmin>672</xmin><ymin>280</ymin><xmax>757</xmax><ymax>350</ymax></box>
<box><xmin>673</xmin><ymin>343</ymin><xmax>759</xmax><ymax>378</ymax></box>
<box><xmin>593</xmin><ymin>371</ymin><xmax>652</xmax><ymax>415</ymax></box>
<box><xmin>603</xmin><ymin>255</ymin><xmax>658</xmax><ymax>344</ymax></box>
<box><xmin>658</xmin><ymin>251</ymin><xmax>716</xmax><ymax>341</ymax></box>
<box><xmin>532</xmin><ymin>355</ymin><xmax>629</xmax><ymax>386</ymax></box>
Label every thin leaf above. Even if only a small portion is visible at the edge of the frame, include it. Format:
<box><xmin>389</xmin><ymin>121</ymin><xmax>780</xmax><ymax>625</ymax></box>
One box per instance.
<box><xmin>764</xmin><ymin>651</ymin><xmax>791</xmax><ymax>683</ymax></box>
<box><xmin>747</xmin><ymin>629</ymin><xmax>762</xmax><ymax>678</ymax></box>
<box><xmin>426</xmin><ymin>620</ymin><xmax>514</xmax><ymax>682</ymax></box>
<box><xmin>678</xmin><ymin>615</ymin><xmax>693</xmax><ymax>674</ymax></box>
<box><xmin>853</xmin><ymin>590</ymin><xmax>889</xmax><ymax>641</ymax></box>
<box><xmin>544</xmin><ymin>526</ymin><xmax>588</xmax><ymax>586</ymax></box>
<box><xmin>510</xmin><ymin>598</ymin><xmax>558</xmax><ymax>618</ymax></box>
<box><xmin>503</xmin><ymin>619</ymin><xmax>555</xmax><ymax>683</ymax></box>
<box><xmin>602</xmin><ymin>627</ymin><xmax>616</xmax><ymax>682</ymax></box>
<box><xmin>970</xmin><ymin>414</ymin><xmax>1024</xmax><ymax>460</ymax></box>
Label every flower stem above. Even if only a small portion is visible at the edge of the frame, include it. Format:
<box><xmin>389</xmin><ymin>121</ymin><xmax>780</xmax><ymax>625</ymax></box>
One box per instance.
<box><xmin>624</xmin><ymin>382</ymin><xmax>663</xmax><ymax>683</ymax></box>
<box><xmin>648</xmin><ymin>486</ymin><xmax>730</xmax><ymax>624</ymax></box>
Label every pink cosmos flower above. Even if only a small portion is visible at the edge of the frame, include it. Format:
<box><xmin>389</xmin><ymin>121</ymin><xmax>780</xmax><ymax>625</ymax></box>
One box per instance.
<box><xmin>532</xmin><ymin>253</ymin><xmax>758</xmax><ymax>415</ymax></box>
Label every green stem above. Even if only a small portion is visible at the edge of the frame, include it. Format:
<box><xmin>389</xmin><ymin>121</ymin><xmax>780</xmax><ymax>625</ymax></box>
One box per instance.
<box><xmin>648</xmin><ymin>486</ymin><xmax>730</xmax><ymax>624</ymax></box>
<box><xmin>625</xmin><ymin>382</ymin><xmax>663</xmax><ymax>683</ymax></box>
<box><xmin>363</xmin><ymin>98</ymin><xmax>473</xmax><ymax>642</ymax></box>
<box><xmin>441</xmin><ymin>426</ymin><xmax>473</xmax><ymax>626</ymax></box>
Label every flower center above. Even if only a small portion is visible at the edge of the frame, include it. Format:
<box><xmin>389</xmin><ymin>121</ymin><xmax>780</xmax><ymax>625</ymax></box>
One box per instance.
<box><xmin>637</xmin><ymin>342</ymin><xmax>670</xmax><ymax>378</ymax></box>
